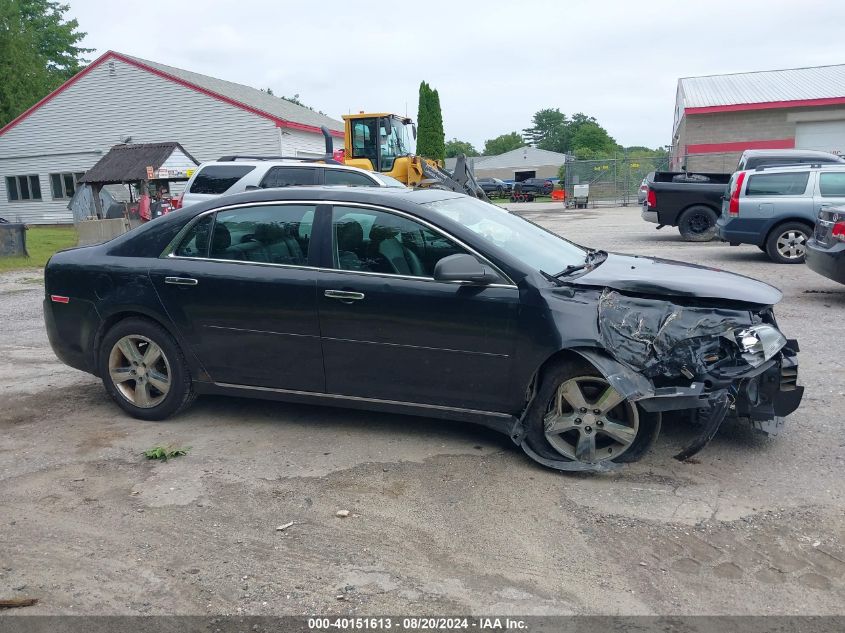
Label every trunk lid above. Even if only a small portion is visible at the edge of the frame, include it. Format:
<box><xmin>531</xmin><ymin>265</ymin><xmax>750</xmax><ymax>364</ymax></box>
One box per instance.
<box><xmin>813</xmin><ymin>205</ymin><xmax>845</xmax><ymax>248</ymax></box>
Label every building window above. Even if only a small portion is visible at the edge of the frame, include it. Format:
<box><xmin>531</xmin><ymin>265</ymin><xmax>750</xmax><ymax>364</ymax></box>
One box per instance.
<box><xmin>50</xmin><ymin>172</ymin><xmax>86</xmax><ymax>200</ymax></box>
<box><xmin>5</xmin><ymin>175</ymin><xmax>42</xmax><ymax>202</ymax></box>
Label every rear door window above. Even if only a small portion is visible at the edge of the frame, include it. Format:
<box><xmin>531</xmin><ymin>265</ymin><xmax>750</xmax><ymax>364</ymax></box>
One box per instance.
<box><xmin>818</xmin><ymin>172</ymin><xmax>845</xmax><ymax>197</ymax></box>
<box><xmin>324</xmin><ymin>169</ymin><xmax>376</xmax><ymax>187</ymax></box>
<box><xmin>745</xmin><ymin>172</ymin><xmax>810</xmax><ymax>196</ymax></box>
<box><xmin>189</xmin><ymin>165</ymin><xmax>256</xmax><ymax>194</ymax></box>
<box><xmin>174</xmin><ymin>214</ymin><xmax>213</xmax><ymax>257</ymax></box>
<box><xmin>210</xmin><ymin>204</ymin><xmax>316</xmax><ymax>265</ymax></box>
<box><xmin>259</xmin><ymin>167</ymin><xmax>318</xmax><ymax>189</ymax></box>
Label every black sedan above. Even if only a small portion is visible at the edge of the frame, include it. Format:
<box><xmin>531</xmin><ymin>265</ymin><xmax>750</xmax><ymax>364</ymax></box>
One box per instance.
<box><xmin>44</xmin><ymin>187</ymin><xmax>803</xmax><ymax>471</ymax></box>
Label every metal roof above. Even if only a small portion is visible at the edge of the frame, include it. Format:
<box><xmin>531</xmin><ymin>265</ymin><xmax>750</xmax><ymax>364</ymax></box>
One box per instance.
<box><xmin>79</xmin><ymin>142</ymin><xmax>198</xmax><ymax>184</ymax></box>
<box><xmin>450</xmin><ymin>146</ymin><xmax>569</xmax><ymax>171</ymax></box>
<box><xmin>679</xmin><ymin>64</ymin><xmax>845</xmax><ymax>109</ymax></box>
<box><xmin>119</xmin><ymin>53</ymin><xmax>344</xmax><ymax>134</ymax></box>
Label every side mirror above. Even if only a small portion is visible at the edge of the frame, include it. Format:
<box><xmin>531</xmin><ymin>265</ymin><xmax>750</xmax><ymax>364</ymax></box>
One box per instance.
<box><xmin>434</xmin><ymin>254</ymin><xmax>499</xmax><ymax>285</ymax></box>
<box><xmin>383</xmin><ymin>117</ymin><xmax>392</xmax><ymax>134</ymax></box>
<box><xmin>411</xmin><ymin>124</ymin><xmax>417</xmax><ymax>140</ymax></box>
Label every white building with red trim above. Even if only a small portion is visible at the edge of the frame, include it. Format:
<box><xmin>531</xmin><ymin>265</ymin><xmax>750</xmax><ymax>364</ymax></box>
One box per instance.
<box><xmin>0</xmin><ymin>51</ymin><xmax>345</xmax><ymax>224</ymax></box>
<box><xmin>672</xmin><ymin>64</ymin><xmax>845</xmax><ymax>171</ymax></box>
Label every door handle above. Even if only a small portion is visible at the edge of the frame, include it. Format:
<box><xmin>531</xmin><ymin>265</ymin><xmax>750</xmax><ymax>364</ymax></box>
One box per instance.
<box><xmin>324</xmin><ymin>289</ymin><xmax>365</xmax><ymax>301</ymax></box>
<box><xmin>164</xmin><ymin>277</ymin><xmax>199</xmax><ymax>286</ymax></box>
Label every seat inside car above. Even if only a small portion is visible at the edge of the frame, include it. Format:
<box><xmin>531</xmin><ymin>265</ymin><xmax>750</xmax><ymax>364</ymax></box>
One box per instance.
<box><xmin>369</xmin><ymin>225</ymin><xmax>424</xmax><ymax>276</ymax></box>
<box><xmin>336</xmin><ymin>219</ymin><xmax>365</xmax><ymax>269</ymax></box>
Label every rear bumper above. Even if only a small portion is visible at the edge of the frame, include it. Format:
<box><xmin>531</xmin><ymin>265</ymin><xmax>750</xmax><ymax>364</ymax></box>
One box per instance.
<box><xmin>806</xmin><ymin>238</ymin><xmax>845</xmax><ymax>284</ymax></box>
<box><xmin>43</xmin><ymin>296</ymin><xmax>101</xmax><ymax>375</ymax></box>
<box><xmin>641</xmin><ymin>207</ymin><xmax>659</xmax><ymax>224</ymax></box>
<box><xmin>716</xmin><ymin>214</ymin><xmax>769</xmax><ymax>246</ymax></box>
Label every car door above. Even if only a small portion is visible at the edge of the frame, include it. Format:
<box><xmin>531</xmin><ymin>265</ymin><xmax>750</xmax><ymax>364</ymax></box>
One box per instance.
<box><xmin>314</xmin><ymin>204</ymin><xmax>520</xmax><ymax>413</ymax></box>
<box><xmin>149</xmin><ymin>202</ymin><xmax>326</xmax><ymax>391</ymax></box>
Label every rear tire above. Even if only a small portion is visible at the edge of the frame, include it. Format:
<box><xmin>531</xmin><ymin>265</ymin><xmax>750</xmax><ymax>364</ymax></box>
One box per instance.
<box><xmin>524</xmin><ymin>358</ymin><xmax>661</xmax><ymax>467</ymax></box>
<box><xmin>678</xmin><ymin>206</ymin><xmax>718</xmax><ymax>242</ymax></box>
<box><xmin>764</xmin><ymin>222</ymin><xmax>811</xmax><ymax>264</ymax></box>
<box><xmin>98</xmin><ymin>317</ymin><xmax>195</xmax><ymax>421</ymax></box>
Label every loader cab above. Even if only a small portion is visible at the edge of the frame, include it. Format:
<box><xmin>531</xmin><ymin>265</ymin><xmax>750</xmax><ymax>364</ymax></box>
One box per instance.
<box><xmin>344</xmin><ymin>113</ymin><xmax>415</xmax><ymax>173</ymax></box>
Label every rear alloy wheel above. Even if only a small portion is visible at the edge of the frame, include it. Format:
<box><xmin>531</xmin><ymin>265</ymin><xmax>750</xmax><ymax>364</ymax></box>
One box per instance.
<box><xmin>765</xmin><ymin>222</ymin><xmax>810</xmax><ymax>264</ymax></box>
<box><xmin>525</xmin><ymin>359</ymin><xmax>661</xmax><ymax>467</ymax></box>
<box><xmin>99</xmin><ymin>317</ymin><xmax>195</xmax><ymax>420</ymax></box>
<box><xmin>678</xmin><ymin>206</ymin><xmax>718</xmax><ymax>242</ymax></box>
<box><xmin>108</xmin><ymin>335</ymin><xmax>171</xmax><ymax>409</ymax></box>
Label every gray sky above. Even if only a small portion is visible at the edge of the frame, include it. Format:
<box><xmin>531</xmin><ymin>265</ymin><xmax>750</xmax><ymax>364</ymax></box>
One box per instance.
<box><xmin>70</xmin><ymin>0</ymin><xmax>845</xmax><ymax>150</ymax></box>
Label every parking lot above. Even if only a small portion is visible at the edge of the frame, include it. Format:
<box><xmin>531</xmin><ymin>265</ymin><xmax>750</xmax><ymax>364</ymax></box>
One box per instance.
<box><xmin>1</xmin><ymin>203</ymin><xmax>843</xmax><ymax>616</ymax></box>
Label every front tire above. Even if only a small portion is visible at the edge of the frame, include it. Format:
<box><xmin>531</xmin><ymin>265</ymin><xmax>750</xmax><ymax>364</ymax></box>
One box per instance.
<box><xmin>677</xmin><ymin>206</ymin><xmax>718</xmax><ymax>242</ymax></box>
<box><xmin>99</xmin><ymin>317</ymin><xmax>195</xmax><ymax>420</ymax></box>
<box><xmin>524</xmin><ymin>358</ymin><xmax>660</xmax><ymax>467</ymax></box>
<box><xmin>764</xmin><ymin>222</ymin><xmax>810</xmax><ymax>264</ymax></box>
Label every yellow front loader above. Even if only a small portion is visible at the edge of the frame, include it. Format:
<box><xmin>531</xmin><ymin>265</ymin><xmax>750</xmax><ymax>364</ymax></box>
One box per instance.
<box><xmin>338</xmin><ymin>113</ymin><xmax>487</xmax><ymax>200</ymax></box>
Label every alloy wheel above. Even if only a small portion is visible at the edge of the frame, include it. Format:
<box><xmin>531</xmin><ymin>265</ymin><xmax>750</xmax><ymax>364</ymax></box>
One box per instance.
<box><xmin>108</xmin><ymin>335</ymin><xmax>171</xmax><ymax>408</ymax></box>
<box><xmin>776</xmin><ymin>230</ymin><xmax>807</xmax><ymax>260</ymax></box>
<box><xmin>543</xmin><ymin>376</ymin><xmax>639</xmax><ymax>463</ymax></box>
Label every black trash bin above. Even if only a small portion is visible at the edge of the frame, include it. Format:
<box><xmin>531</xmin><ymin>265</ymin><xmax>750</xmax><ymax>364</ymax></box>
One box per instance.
<box><xmin>0</xmin><ymin>222</ymin><xmax>28</xmax><ymax>257</ymax></box>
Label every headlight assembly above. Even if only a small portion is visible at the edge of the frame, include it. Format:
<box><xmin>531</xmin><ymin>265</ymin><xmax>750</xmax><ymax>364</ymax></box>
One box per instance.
<box><xmin>733</xmin><ymin>324</ymin><xmax>787</xmax><ymax>367</ymax></box>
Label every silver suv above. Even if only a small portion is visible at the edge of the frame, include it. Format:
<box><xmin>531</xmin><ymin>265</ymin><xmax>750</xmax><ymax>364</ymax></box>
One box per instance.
<box><xmin>181</xmin><ymin>160</ymin><xmax>405</xmax><ymax>208</ymax></box>
<box><xmin>717</xmin><ymin>163</ymin><xmax>845</xmax><ymax>264</ymax></box>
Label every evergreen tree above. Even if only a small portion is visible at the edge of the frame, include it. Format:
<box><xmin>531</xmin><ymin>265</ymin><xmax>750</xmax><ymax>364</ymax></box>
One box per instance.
<box><xmin>416</xmin><ymin>81</ymin><xmax>445</xmax><ymax>162</ymax></box>
<box><xmin>429</xmin><ymin>87</ymin><xmax>445</xmax><ymax>163</ymax></box>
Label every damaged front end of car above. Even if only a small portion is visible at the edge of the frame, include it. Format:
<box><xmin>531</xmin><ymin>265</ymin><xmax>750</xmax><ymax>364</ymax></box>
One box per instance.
<box><xmin>511</xmin><ymin>286</ymin><xmax>803</xmax><ymax>472</ymax></box>
<box><xmin>592</xmin><ymin>289</ymin><xmax>803</xmax><ymax>461</ymax></box>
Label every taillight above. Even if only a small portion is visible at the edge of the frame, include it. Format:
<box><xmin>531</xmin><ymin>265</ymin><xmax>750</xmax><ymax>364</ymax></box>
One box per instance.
<box><xmin>172</xmin><ymin>194</ymin><xmax>183</xmax><ymax>210</ymax></box>
<box><xmin>646</xmin><ymin>188</ymin><xmax>656</xmax><ymax>208</ymax></box>
<box><xmin>832</xmin><ymin>221</ymin><xmax>845</xmax><ymax>242</ymax></box>
<box><xmin>729</xmin><ymin>172</ymin><xmax>746</xmax><ymax>216</ymax></box>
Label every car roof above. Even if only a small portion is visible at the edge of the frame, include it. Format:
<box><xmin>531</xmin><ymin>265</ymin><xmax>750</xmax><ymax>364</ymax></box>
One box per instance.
<box><xmin>741</xmin><ymin>149</ymin><xmax>844</xmax><ymax>159</ymax></box>
<box><xmin>740</xmin><ymin>163</ymin><xmax>845</xmax><ymax>176</ymax></box>
<box><xmin>195</xmin><ymin>160</ymin><xmax>374</xmax><ymax>174</ymax></box>
<box><xmin>183</xmin><ymin>185</ymin><xmax>463</xmax><ymax>212</ymax></box>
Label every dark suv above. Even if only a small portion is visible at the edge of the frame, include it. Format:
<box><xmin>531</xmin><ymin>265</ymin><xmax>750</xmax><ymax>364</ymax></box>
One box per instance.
<box><xmin>518</xmin><ymin>178</ymin><xmax>553</xmax><ymax>195</ymax></box>
<box><xmin>477</xmin><ymin>178</ymin><xmax>510</xmax><ymax>197</ymax></box>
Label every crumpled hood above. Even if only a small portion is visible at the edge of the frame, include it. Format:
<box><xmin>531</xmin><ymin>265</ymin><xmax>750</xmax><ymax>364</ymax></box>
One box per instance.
<box><xmin>570</xmin><ymin>253</ymin><xmax>782</xmax><ymax>306</ymax></box>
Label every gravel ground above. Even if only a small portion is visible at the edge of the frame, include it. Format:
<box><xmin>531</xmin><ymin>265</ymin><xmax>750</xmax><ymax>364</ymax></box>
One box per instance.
<box><xmin>0</xmin><ymin>205</ymin><xmax>843</xmax><ymax>616</ymax></box>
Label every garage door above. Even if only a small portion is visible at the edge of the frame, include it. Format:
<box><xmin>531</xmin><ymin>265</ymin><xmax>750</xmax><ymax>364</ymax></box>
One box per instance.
<box><xmin>795</xmin><ymin>120</ymin><xmax>845</xmax><ymax>155</ymax></box>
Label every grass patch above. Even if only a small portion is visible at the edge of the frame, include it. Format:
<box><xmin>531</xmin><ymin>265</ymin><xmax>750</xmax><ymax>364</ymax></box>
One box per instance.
<box><xmin>0</xmin><ymin>226</ymin><xmax>78</xmax><ymax>273</ymax></box>
<box><xmin>142</xmin><ymin>445</ymin><xmax>191</xmax><ymax>462</ymax></box>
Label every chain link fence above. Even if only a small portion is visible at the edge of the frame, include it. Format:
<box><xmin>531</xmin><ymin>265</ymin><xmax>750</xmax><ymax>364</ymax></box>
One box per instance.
<box><xmin>563</xmin><ymin>156</ymin><xmax>670</xmax><ymax>207</ymax></box>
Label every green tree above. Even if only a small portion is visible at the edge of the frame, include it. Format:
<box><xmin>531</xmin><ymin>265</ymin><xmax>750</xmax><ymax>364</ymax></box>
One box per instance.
<box><xmin>0</xmin><ymin>0</ymin><xmax>91</xmax><ymax>127</ymax></box>
<box><xmin>416</xmin><ymin>81</ymin><xmax>445</xmax><ymax>162</ymax></box>
<box><xmin>429</xmin><ymin>87</ymin><xmax>445</xmax><ymax>162</ymax></box>
<box><xmin>483</xmin><ymin>132</ymin><xmax>525</xmax><ymax>156</ymax></box>
<box><xmin>571</xmin><ymin>121</ymin><xmax>618</xmax><ymax>158</ymax></box>
<box><xmin>523</xmin><ymin>108</ymin><xmax>569</xmax><ymax>152</ymax></box>
<box><xmin>445</xmin><ymin>138</ymin><xmax>478</xmax><ymax>158</ymax></box>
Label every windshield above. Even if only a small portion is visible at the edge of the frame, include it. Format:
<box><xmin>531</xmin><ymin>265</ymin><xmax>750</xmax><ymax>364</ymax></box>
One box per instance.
<box><xmin>370</xmin><ymin>172</ymin><xmax>407</xmax><ymax>188</ymax></box>
<box><xmin>423</xmin><ymin>196</ymin><xmax>586</xmax><ymax>272</ymax></box>
<box><xmin>379</xmin><ymin>117</ymin><xmax>411</xmax><ymax>171</ymax></box>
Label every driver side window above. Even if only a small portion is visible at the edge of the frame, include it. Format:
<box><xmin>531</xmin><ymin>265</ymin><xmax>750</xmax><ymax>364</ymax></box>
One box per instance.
<box><xmin>330</xmin><ymin>206</ymin><xmax>467</xmax><ymax>278</ymax></box>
